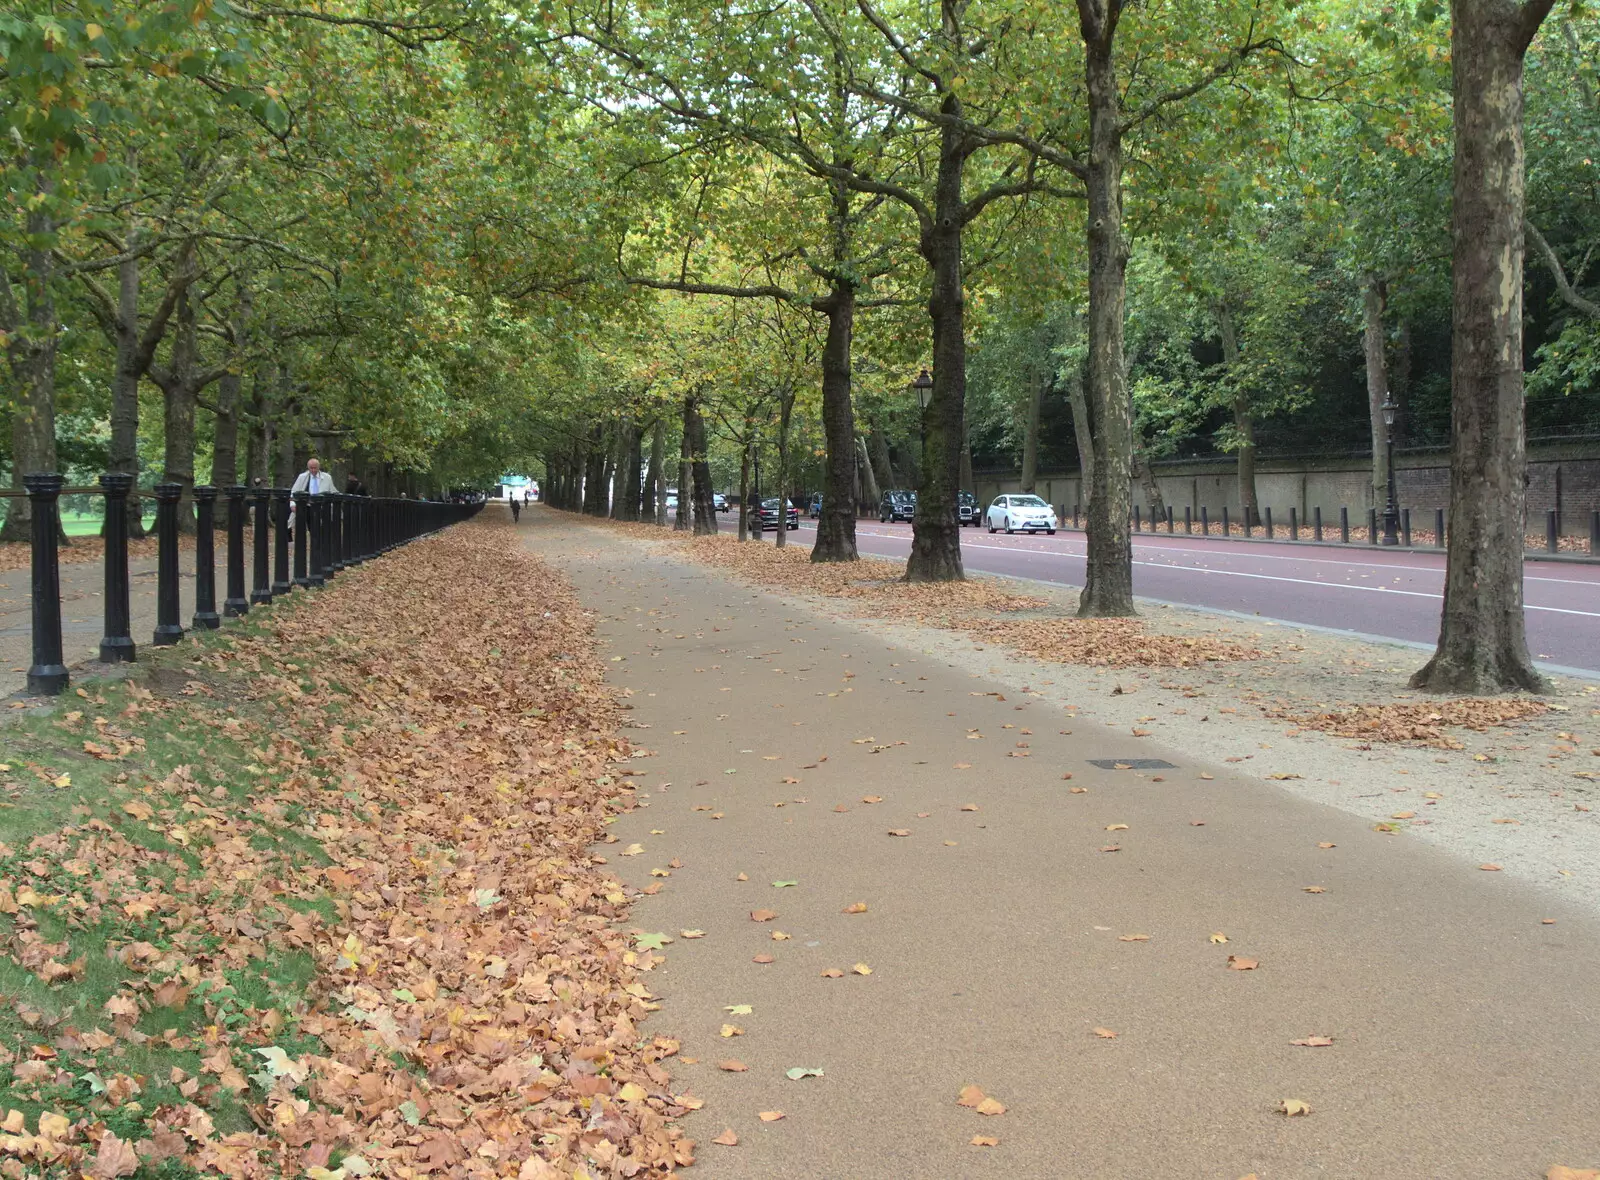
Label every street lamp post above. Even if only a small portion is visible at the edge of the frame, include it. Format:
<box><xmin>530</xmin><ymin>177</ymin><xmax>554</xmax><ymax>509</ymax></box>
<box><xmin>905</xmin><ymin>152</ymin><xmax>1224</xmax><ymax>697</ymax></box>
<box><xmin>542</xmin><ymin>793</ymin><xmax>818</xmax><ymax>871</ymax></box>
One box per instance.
<box><xmin>911</xmin><ymin>369</ymin><xmax>933</xmax><ymax>414</ymax></box>
<box><xmin>1381</xmin><ymin>393</ymin><xmax>1400</xmax><ymax>546</ymax></box>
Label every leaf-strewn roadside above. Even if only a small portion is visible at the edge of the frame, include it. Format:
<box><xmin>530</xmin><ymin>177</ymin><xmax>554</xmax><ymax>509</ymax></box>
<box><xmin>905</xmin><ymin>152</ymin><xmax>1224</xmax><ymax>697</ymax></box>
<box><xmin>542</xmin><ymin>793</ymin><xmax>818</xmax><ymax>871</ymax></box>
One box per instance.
<box><xmin>0</xmin><ymin>518</ymin><xmax>690</xmax><ymax>1178</ymax></box>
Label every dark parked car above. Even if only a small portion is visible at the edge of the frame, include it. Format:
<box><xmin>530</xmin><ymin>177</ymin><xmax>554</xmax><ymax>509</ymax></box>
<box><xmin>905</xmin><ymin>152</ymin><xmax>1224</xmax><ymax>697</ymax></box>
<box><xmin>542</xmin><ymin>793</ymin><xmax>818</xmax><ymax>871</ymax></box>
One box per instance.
<box><xmin>958</xmin><ymin>490</ymin><xmax>979</xmax><ymax>526</ymax></box>
<box><xmin>754</xmin><ymin>497</ymin><xmax>800</xmax><ymax>530</ymax></box>
<box><xmin>879</xmin><ymin>490</ymin><xmax>917</xmax><ymax>522</ymax></box>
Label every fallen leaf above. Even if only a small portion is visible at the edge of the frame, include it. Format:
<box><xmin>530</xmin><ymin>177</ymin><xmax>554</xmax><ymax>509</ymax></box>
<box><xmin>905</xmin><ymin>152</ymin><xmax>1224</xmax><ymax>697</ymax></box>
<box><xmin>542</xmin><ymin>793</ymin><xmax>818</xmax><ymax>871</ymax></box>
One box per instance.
<box><xmin>785</xmin><ymin>1067</ymin><xmax>824</xmax><ymax>1080</ymax></box>
<box><xmin>976</xmin><ymin>1097</ymin><xmax>1006</xmax><ymax>1116</ymax></box>
<box><xmin>718</xmin><ymin>1060</ymin><xmax>748</xmax><ymax>1072</ymax></box>
<box><xmin>862</xmin><ymin>795</ymin><xmax>883</xmax><ymax>804</ymax></box>
<box><xmin>1227</xmin><ymin>956</ymin><xmax>1260</xmax><ymax>970</ymax></box>
<box><xmin>621</xmin><ymin>843</ymin><xmax>645</xmax><ymax>856</ymax></box>
<box><xmin>820</xmin><ymin>968</ymin><xmax>844</xmax><ymax>978</ymax></box>
<box><xmin>1105</xmin><ymin>823</ymin><xmax>1129</xmax><ymax>831</ymax></box>
<box><xmin>954</xmin><ymin>763</ymin><xmax>972</xmax><ymax>770</ymax></box>
<box><xmin>842</xmin><ymin>902</ymin><xmax>868</xmax><ymax>914</ymax></box>
<box><xmin>1209</xmin><ymin>932</ymin><xmax>1229</xmax><ymax>944</ymax></box>
<box><xmin>724</xmin><ymin>1004</ymin><xmax>753</xmax><ymax>1015</ymax></box>
<box><xmin>712</xmin><ymin>1129</ymin><xmax>739</xmax><ymax>1147</ymax></box>
<box><xmin>1200</xmin><ymin>772</ymin><xmax>1214</xmax><ymax>780</ymax></box>
<box><xmin>1069</xmin><ymin>786</ymin><xmax>1088</xmax><ymax>794</ymax></box>
<box><xmin>770</xmin><ymin>931</ymin><xmax>790</xmax><ymax>941</ymax></box>
<box><xmin>750</xmin><ymin>909</ymin><xmax>778</xmax><ymax>922</ymax></box>
<box><xmin>1092</xmin><ymin>1027</ymin><xmax>1117</xmax><ymax>1039</ymax></box>
<box><xmin>1118</xmin><ymin>934</ymin><xmax>1150</xmax><ymax>942</ymax></box>
<box><xmin>1303</xmin><ymin>886</ymin><xmax>1326</xmax><ymax>893</ymax></box>
<box><xmin>1391</xmin><ymin>811</ymin><xmax>1415</xmax><ymax>819</ymax></box>
<box><xmin>758</xmin><ymin>1111</ymin><xmax>785</xmax><ymax>1122</ymax></box>
<box><xmin>1099</xmin><ymin>845</ymin><xmax>1121</xmax><ymax>853</ymax></box>
<box><xmin>753</xmin><ymin>953</ymin><xmax>775</xmax><ymax>963</ymax></box>
<box><xmin>851</xmin><ymin>963</ymin><xmax>872</xmax><ymax>975</ymax></box>
<box><xmin>721</xmin><ymin>1025</ymin><xmax>744</xmax><ymax>1038</ymax></box>
<box><xmin>736</xmin><ymin>872</ymin><xmax>749</xmax><ymax>881</ymax></box>
<box><xmin>1546</xmin><ymin>1168</ymin><xmax>1600</xmax><ymax>1180</ymax></box>
<box><xmin>1279</xmin><ymin>1098</ymin><xmax>1311</xmax><ymax>1116</ymax></box>
<box><xmin>957</xmin><ymin>1085</ymin><xmax>986</xmax><ymax>1108</ymax></box>
<box><xmin>1480</xmin><ymin>863</ymin><xmax>1503</xmax><ymax>871</ymax></box>
<box><xmin>680</xmin><ymin>929</ymin><xmax>706</xmax><ymax>939</ymax></box>
<box><xmin>961</xmin><ymin>804</ymin><xmax>979</xmax><ymax>811</ymax></box>
<box><xmin>970</xmin><ymin>1136</ymin><xmax>1000</xmax><ymax>1147</ymax></box>
<box><xmin>1290</xmin><ymin>1036</ymin><xmax>1334</xmax><ymax>1047</ymax></box>
<box><xmin>888</xmin><ymin>829</ymin><xmax>911</xmax><ymax>837</ymax></box>
<box><xmin>1317</xmin><ymin>842</ymin><xmax>1336</xmax><ymax>849</ymax></box>
<box><xmin>772</xmin><ymin>879</ymin><xmax>798</xmax><ymax>888</ymax></box>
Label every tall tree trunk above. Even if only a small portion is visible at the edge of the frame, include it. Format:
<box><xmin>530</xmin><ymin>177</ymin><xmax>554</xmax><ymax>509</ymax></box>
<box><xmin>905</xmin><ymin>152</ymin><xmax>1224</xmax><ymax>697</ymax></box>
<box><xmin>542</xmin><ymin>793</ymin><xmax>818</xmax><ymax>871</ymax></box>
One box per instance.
<box><xmin>1412</xmin><ymin>0</ymin><xmax>1553</xmax><ymax>694</ymax></box>
<box><xmin>0</xmin><ymin>197</ymin><xmax>63</xmax><ymax>544</ymax></box>
<box><xmin>1215</xmin><ymin>300</ymin><xmax>1259</xmax><ymax>527</ymax></box>
<box><xmin>625</xmin><ymin>422</ymin><xmax>644</xmax><ymax>519</ymax></box>
<box><xmin>645</xmin><ymin>419</ymin><xmax>664</xmax><ymax>524</ymax></box>
<box><xmin>1363</xmin><ymin>275</ymin><xmax>1391</xmax><ymax>508</ymax></box>
<box><xmin>906</xmin><ymin>100</ymin><xmax>969</xmax><ymax>582</ymax></box>
<box><xmin>213</xmin><ymin>371</ymin><xmax>241</xmax><ymax>492</ymax></box>
<box><xmin>774</xmin><ymin>387</ymin><xmax>795</xmax><ymax>549</ymax></box>
<box><xmin>676</xmin><ymin>404</ymin><xmax>692</xmax><ymax>531</ymax></box>
<box><xmin>960</xmin><ymin>434</ymin><xmax>974</xmax><ymax>494</ymax></box>
<box><xmin>1065</xmin><ymin>356</ymin><xmax>1095</xmax><ymax>501</ymax></box>
<box><xmin>1392</xmin><ymin>317</ymin><xmax>1413</xmax><ymax>445</ymax></box>
<box><xmin>812</xmin><ymin>281</ymin><xmax>859</xmax><ymax>562</ymax></box>
<box><xmin>610</xmin><ymin>420</ymin><xmax>633</xmax><ymax>520</ymax></box>
<box><xmin>738</xmin><ymin>436</ymin><xmax>753</xmax><ymax>541</ymax></box>
<box><xmin>159</xmin><ymin>280</ymin><xmax>201</xmax><ymax>533</ymax></box>
<box><xmin>106</xmin><ymin>251</ymin><xmax>146</xmax><ymax>536</ymax></box>
<box><xmin>1077</xmin><ymin>3</ymin><xmax>1135</xmax><ymax>616</ymax></box>
<box><xmin>685</xmin><ymin>395</ymin><xmax>717</xmax><ymax>535</ymax></box>
<box><xmin>867</xmin><ymin>417</ymin><xmax>896</xmax><ymax>495</ymax></box>
<box><xmin>1020</xmin><ymin>368</ymin><xmax>1045</xmax><ymax>493</ymax></box>
<box><xmin>1133</xmin><ymin>445</ymin><xmax>1165</xmax><ymax>520</ymax></box>
<box><xmin>857</xmin><ymin>435</ymin><xmax>881</xmax><ymax>509</ymax></box>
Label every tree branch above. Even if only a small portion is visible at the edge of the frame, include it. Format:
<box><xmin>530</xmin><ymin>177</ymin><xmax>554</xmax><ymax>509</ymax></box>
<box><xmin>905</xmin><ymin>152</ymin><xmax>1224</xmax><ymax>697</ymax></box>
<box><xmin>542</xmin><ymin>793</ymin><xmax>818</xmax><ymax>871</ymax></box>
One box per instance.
<box><xmin>1527</xmin><ymin>219</ymin><xmax>1600</xmax><ymax>319</ymax></box>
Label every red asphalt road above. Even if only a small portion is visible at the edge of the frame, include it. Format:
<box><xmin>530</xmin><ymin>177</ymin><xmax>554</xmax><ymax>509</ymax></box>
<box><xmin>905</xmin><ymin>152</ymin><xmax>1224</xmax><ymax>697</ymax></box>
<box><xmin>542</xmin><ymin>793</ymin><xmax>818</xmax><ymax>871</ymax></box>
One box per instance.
<box><xmin>727</xmin><ymin>517</ymin><xmax>1600</xmax><ymax>675</ymax></box>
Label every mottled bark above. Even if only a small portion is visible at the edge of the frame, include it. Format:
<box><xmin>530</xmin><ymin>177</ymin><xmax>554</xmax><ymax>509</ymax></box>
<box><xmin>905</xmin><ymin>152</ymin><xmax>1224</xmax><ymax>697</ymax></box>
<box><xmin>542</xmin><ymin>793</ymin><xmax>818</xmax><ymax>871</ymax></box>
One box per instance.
<box><xmin>1413</xmin><ymin>0</ymin><xmax>1554</xmax><ymax>694</ymax></box>
<box><xmin>1065</xmin><ymin>357</ymin><xmax>1095</xmax><ymax>499</ymax></box>
<box><xmin>812</xmin><ymin>281</ymin><xmax>859</xmax><ymax>561</ymax></box>
<box><xmin>1020</xmin><ymin>368</ymin><xmax>1044</xmax><ymax>493</ymax></box>
<box><xmin>0</xmin><ymin>196</ymin><xmax>63</xmax><ymax>544</ymax></box>
<box><xmin>857</xmin><ymin>435</ymin><xmax>880</xmax><ymax>508</ymax></box>
<box><xmin>1363</xmin><ymin>275</ymin><xmax>1391</xmax><ymax>508</ymax></box>
<box><xmin>738</xmin><ymin>437</ymin><xmax>753</xmax><ymax>541</ymax></box>
<box><xmin>685</xmin><ymin>395</ymin><xmax>717</xmax><ymax>535</ymax></box>
<box><xmin>1077</xmin><ymin>1</ymin><xmax>1135</xmax><ymax>616</ymax></box>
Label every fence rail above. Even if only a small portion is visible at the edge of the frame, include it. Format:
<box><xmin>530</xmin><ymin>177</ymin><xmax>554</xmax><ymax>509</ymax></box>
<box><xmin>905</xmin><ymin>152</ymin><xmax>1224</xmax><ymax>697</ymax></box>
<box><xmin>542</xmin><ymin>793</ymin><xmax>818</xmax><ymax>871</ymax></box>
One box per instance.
<box><xmin>14</xmin><ymin>472</ymin><xmax>482</xmax><ymax>697</ymax></box>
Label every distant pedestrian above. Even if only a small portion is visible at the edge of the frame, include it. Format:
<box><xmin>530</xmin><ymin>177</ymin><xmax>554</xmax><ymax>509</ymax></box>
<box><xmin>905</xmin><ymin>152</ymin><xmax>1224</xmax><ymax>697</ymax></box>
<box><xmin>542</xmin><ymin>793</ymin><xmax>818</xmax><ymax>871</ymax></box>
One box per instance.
<box><xmin>511</xmin><ymin>497</ymin><xmax>522</xmax><ymax>523</ymax></box>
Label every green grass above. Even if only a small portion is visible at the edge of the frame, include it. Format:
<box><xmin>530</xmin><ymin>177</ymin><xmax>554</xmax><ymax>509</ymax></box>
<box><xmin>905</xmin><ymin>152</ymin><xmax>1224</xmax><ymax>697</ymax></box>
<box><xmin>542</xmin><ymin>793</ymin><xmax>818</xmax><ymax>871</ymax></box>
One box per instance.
<box><xmin>0</xmin><ymin>612</ymin><xmax>345</xmax><ymax>1158</ymax></box>
<box><xmin>58</xmin><ymin>510</ymin><xmax>156</xmax><ymax>537</ymax></box>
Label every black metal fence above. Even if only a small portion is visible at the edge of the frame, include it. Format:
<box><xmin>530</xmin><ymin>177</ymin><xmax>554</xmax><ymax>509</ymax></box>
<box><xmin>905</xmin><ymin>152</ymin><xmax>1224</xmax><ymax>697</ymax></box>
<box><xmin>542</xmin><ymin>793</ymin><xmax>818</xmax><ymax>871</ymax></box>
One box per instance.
<box><xmin>1054</xmin><ymin>502</ymin><xmax>1600</xmax><ymax>557</ymax></box>
<box><xmin>15</xmin><ymin>472</ymin><xmax>481</xmax><ymax>697</ymax></box>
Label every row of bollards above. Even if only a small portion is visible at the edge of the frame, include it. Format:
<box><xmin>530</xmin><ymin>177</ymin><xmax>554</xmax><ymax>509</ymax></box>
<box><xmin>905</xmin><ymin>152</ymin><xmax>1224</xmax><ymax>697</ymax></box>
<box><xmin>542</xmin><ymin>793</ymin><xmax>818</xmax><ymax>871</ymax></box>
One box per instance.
<box><xmin>20</xmin><ymin>473</ymin><xmax>481</xmax><ymax>697</ymax></box>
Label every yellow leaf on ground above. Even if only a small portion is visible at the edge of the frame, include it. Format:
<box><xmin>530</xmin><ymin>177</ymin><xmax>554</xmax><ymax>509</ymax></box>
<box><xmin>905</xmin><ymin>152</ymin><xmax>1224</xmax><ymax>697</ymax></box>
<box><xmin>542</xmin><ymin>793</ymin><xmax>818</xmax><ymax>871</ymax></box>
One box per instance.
<box><xmin>758</xmin><ymin>1111</ymin><xmax>784</xmax><ymax>1122</ymax></box>
<box><xmin>957</xmin><ymin>1085</ymin><xmax>986</xmax><ymax>1108</ymax></box>
<box><xmin>1279</xmin><ymin>1099</ymin><xmax>1311</xmax><ymax>1116</ymax></box>
<box><xmin>975</xmin><ymin>1097</ymin><xmax>1006</xmax><ymax>1116</ymax></box>
<box><xmin>970</xmin><ymin>1136</ymin><xmax>999</xmax><ymax>1147</ymax></box>
<box><xmin>712</xmin><ymin>1129</ymin><xmax>739</xmax><ymax>1146</ymax></box>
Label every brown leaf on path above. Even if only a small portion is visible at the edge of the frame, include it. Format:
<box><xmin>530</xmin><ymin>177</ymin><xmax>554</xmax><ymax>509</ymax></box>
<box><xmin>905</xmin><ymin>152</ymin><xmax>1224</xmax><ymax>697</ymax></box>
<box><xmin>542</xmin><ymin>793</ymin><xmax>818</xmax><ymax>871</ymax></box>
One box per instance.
<box><xmin>718</xmin><ymin>1060</ymin><xmax>749</xmax><ymax>1072</ymax></box>
<box><xmin>1092</xmin><ymin>1027</ymin><xmax>1117</xmax><ymax>1039</ymax></box>
<box><xmin>771</xmin><ymin>931</ymin><xmax>791</xmax><ymax>940</ymax></box>
<box><xmin>862</xmin><ymin>795</ymin><xmax>883</xmax><ymax>804</ymax></box>
<box><xmin>720</xmin><ymin>1025</ymin><xmax>744</xmax><ymax>1037</ymax></box>
<box><xmin>851</xmin><ymin>963</ymin><xmax>872</xmax><ymax>975</ymax></box>
<box><xmin>976</xmin><ymin>1097</ymin><xmax>1006</xmax><ymax>1116</ymax></box>
<box><xmin>1099</xmin><ymin>845</ymin><xmax>1121</xmax><ymax>853</ymax></box>
<box><xmin>1061</xmin><ymin>772</ymin><xmax>1073</xmax><ymax>780</ymax></box>
<box><xmin>736</xmin><ymin>872</ymin><xmax>749</xmax><ymax>881</ymax></box>
<box><xmin>888</xmin><ymin>829</ymin><xmax>911</xmax><ymax>837</ymax></box>
<box><xmin>758</xmin><ymin>1111</ymin><xmax>785</xmax><ymax>1122</ymax></box>
<box><xmin>961</xmin><ymin>803</ymin><xmax>979</xmax><ymax>811</ymax></box>
<box><xmin>970</xmin><ymin>1136</ymin><xmax>1000</xmax><ymax>1147</ymax></box>
<box><xmin>1290</xmin><ymin>1036</ymin><xmax>1334</xmax><ymax>1047</ymax></box>
<box><xmin>1190</xmin><ymin>820</ymin><xmax>1206</xmax><ymax>826</ymax></box>
<box><xmin>712</xmin><ymin>1129</ymin><xmax>740</xmax><ymax>1147</ymax></box>
<box><xmin>842</xmin><ymin>902</ymin><xmax>868</xmax><ymax>913</ymax></box>
<box><xmin>833</xmin><ymin>804</ymin><xmax>850</xmax><ymax>813</ymax></box>
<box><xmin>1069</xmin><ymin>786</ymin><xmax>1088</xmax><ymax>793</ymax></box>
<box><xmin>1317</xmin><ymin>842</ymin><xmax>1336</xmax><ymax>849</ymax></box>
<box><xmin>753</xmin><ymin>953</ymin><xmax>775</xmax><ymax>963</ymax></box>
<box><xmin>1209</xmin><ymin>932</ymin><xmax>1229</xmax><ymax>944</ymax></box>
<box><xmin>1200</xmin><ymin>772</ymin><xmax>1214</xmax><ymax>780</ymax></box>
<box><xmin>954</xmin><ymin>763</ymin><xmax>972</xmax><ymax>770</ymax></box>
<box><xmin>1391</xmin><ymin>810</ymin><xmax>1415</xmax><ymax>819</ymax></box>
<box><xmin>1480</xmin><ymin>863</ymin><xmax>1503</xmax><ymax>871</ymax></box>
<box><xmin>750</xmin><ymin>909</ymin><xmax>778</xmax><ymax>921</ymax></box>
<box><xmin>91</xmin><ymin>1130</ymin><xmax>141</xmax><ymax>1178</ymax></box>
<box><xmin>1279</xmin><ymin>1098</ymin><xmax>1311</xmax><ymax>1116</ymax></box>
<box><xmin>957</xmin><ymin>1085</ymin><xmax>986</xmax><ymax>1108</ymax></box>
<box><xmin>1547</xmin><ymin>1168</ymin><xmax>1600</xmax><ymax>1180</ymax></box>
<box><xmin>1303</xmin><ymin>886</ymin><xmax>1326</xmax><ymax>893</ymax></box>
<box><xmin>820</xmin><ymin>968</ymin><xmax>844</xmax><ymax>978</ymax></box>
<box><xmin>1227</xmin><ymin>956</ymin><xmax>1260</xmax><ymax>970</ymax></box>
<box><xmin>1105</xmin><ymin>823</ymin><xmax>1129</xmax><ymax>831</ymax></box>
<box><xmin>1118</xmin><ymin>934</ymin><xmax>1150</xmax><ymax>942</ymax></box>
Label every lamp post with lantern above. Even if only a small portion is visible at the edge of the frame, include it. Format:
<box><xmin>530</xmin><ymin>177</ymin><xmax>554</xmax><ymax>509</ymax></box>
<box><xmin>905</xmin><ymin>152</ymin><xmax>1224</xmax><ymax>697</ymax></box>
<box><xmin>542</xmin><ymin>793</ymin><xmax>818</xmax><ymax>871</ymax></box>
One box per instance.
<box><xmin>1381</xmin><ymin>393</ymin><xmax>1400</xmax><ymax>546</ymax></box>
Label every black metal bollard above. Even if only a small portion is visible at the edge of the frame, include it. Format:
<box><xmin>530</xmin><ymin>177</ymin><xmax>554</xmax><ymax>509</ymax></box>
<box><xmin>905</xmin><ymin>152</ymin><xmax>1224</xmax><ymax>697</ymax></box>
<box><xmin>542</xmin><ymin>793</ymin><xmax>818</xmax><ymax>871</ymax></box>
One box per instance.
<box><xmin>98</xmin><ymin>473</ymin><xmax>136</xmax><ymax>664</ymax></box>
<box><xmin>1289</xmin><ymin>507</ymin><xmax>1298</xmax><ymax>540</ymax></box>
<box><xmin>152</xmin><ymin>483</ymin><xmax>185</xmax><ymax>646</ymax></box>
<box><xmin>1313</xmin><ymin>507</ymin><xmax>1323</xmax><ymax>542</ymax></box>
<box><xmin>1548</xmin><ymin>510</ymin><xmax>1559</xmax><ymax>553</ymax></box>
<box><xmin>1200</xmin><ymin>507</ymin><xmax>1209</xmax><ymax>535</ymax></box>
<box><xmin>1132</xmin><ymin>505</ymin><xmax>1141</xmax><ymax>532</ymax></box>
<box><xmin>24</xmin><ymin>473</ymin><xmax>69</xmax><ymax>695</ymax></box>
<box><xmin>1264</xmin><ymin>507</ymin><xmax>1274</xmax><ymax>539</ymax></box>
<box><xmin>329</xmin><ymin>493</ymin><xmax>346</xmax><ymax>573</ymax></box>
<box><xmin>293</xmin><ymin>492</ymin><xmax>311</xmax><ymax>587</ymax></box>
<box><xmin>1221</xmin><ymin>506</ymin><xmax>1230</xmax><ymax>536</ymax></box>
<box><xmin>309</xmin><ymin>496</ymin><xmax>328</xmax><ymax>587</ymax></box>
<box><xmin>224</xmin><ymin>484</ymin><xmax>249</xmax><ymax>617</ymax></box>
<box><xmin>1072</xmin><ymin>504</ymin><xmax>1079</xmax><ymax>529</ymax></box>
<box><xmin>1591</xmin><ymin>511</ymin><xmax>1600</xmax><ymax>557</ymax></box>
<box><xmin>193</xmin><ymin>486</ymin><xmax>221</xmax><ymax>630</ymax></box>
<box><xmin>1166</xmin><ymin>506</ymin><xmax>1174</xmax><ymax>533</ymax></box>
<box><xmin>1341</xmin><ymin>506</ymin><xmax>1350</xmax><ymax>544</ymax></box>
<box><xmin>1435</xmin><ymin>508</ymin><xmax>1446</xmax><ymax>549</ymax></box>
<box><xmin>1184</xmin><ymin>506</ymin><xmax>1192</xmax><ymax>534</ymax></box>
<box><xmin>1402</xmin><ymin>508</ymin><xmax>1411</xmax><ymax>548</ymax></box>
<box><xmin>251</xmin><ymin>487</ymin><xmax>273</xmax><ymax>605</ymax></box>
<box><xmin>273</xmin><ymin>489</ymin><xmax>292</xmax><ymax>595</ymax></box>
<box><xmin>1368</xmin><ymin>507</ymin><xmax>1378</xmax><ymax>545</ymax></box>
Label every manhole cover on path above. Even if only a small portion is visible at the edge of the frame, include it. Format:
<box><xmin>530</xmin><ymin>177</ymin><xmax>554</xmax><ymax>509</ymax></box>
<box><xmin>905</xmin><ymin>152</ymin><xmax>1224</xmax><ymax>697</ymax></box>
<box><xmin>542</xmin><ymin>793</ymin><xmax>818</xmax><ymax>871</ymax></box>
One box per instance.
<box><xmin>1087</xmin><ymin>758</ymin><xmax>1177</xmax><ymax>770</ymax></box>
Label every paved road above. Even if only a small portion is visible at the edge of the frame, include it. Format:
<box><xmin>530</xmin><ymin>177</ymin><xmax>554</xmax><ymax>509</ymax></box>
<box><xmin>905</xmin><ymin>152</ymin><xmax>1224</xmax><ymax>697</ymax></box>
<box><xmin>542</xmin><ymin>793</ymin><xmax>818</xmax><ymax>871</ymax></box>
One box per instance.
<box><xmin>532</xmin><ymin>513</ymin><xmax>1600</xmax><ymax>1180</ymax></box>
<box><xmin>733</xmin><ymin>518</ymin><xmax>1600</xmax><ymax>674</ymax></box>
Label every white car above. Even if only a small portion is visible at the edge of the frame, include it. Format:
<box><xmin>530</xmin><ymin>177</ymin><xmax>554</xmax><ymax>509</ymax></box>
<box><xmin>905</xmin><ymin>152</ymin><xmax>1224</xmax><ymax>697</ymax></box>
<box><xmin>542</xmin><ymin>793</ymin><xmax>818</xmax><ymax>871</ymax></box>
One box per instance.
<box><xmin>987</xmin><ymin>494</ymin><xmax>1057</xmax><ymax>534</ymax></box>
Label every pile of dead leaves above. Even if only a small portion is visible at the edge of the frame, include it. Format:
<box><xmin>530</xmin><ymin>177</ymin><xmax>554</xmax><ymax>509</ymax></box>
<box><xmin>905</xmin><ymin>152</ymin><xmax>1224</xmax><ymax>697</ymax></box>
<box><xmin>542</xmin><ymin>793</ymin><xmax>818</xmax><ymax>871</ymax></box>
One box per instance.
<box><xmin>1269</xmin><ymin>698</ymin><xmax>1549</xmax><ymax>748</ymax></box>
<box><xmin>0</xmin><ymin>533</ymin><xmax>183</xmax><ymax>573</ymax></box>
<box><xmin>961</xmin><ymin>617</ymin><xmax>1264</xmax><ymax>669</ymax></box>
<box><xmin>0</xmin><ymin>517</ymin><xmax>690</xmax><ymax>1178</ymax></box>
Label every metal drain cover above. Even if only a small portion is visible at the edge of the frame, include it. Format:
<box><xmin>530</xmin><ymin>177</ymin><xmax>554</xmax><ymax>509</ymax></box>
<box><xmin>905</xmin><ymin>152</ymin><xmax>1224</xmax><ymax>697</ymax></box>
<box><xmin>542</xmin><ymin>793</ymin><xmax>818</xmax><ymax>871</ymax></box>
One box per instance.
<box><xmin>1088</xmin><ymin>758</ymin><xmax>1176</xmax><ymax>770</ymax></box>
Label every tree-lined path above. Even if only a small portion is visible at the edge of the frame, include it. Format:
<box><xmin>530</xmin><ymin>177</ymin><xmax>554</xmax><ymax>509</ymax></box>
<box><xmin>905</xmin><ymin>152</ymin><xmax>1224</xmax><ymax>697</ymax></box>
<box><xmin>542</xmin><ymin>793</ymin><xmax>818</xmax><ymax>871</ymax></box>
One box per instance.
<box><xmin>530</xmin><ymin>511</ymin><xmax>1600</xmax><ymax>1178</ymax></box>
